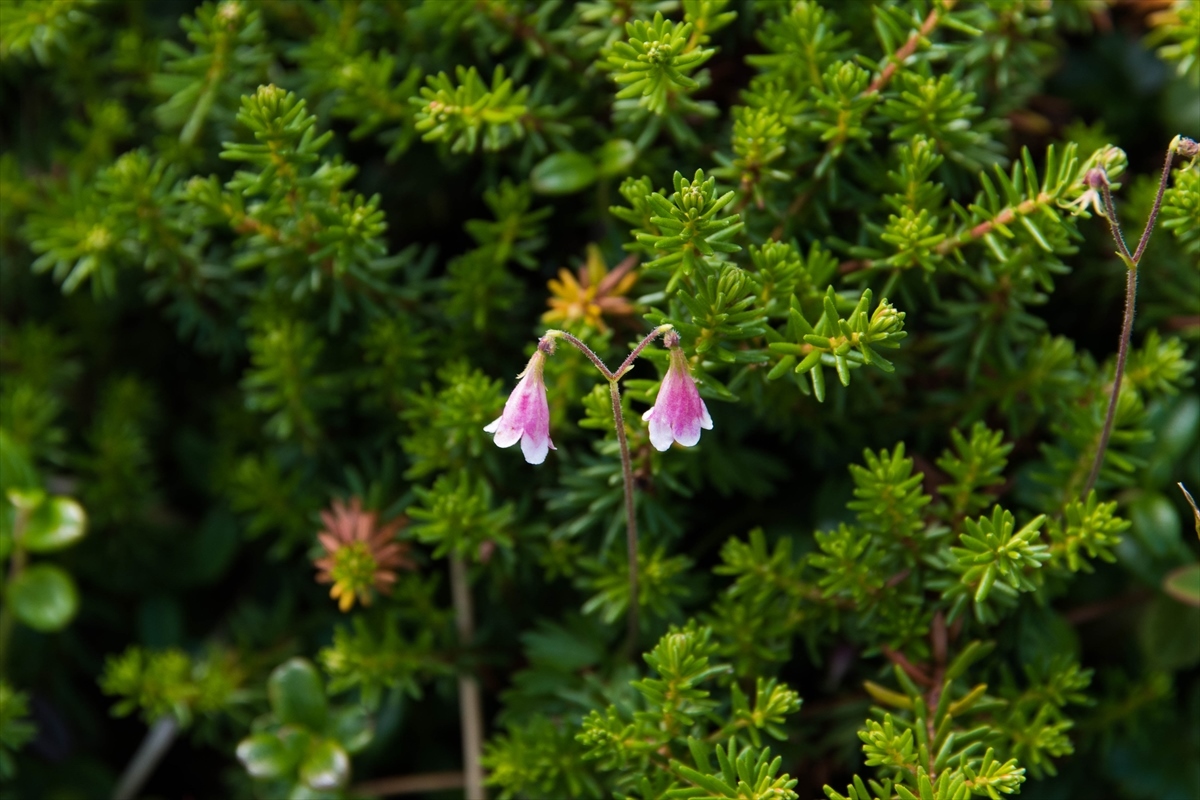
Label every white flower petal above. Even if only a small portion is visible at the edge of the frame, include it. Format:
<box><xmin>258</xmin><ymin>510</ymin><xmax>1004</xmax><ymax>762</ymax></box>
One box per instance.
<box><xmin>483</xmin><ymin>417</ymin><xmax>501</xmax><ymax>433</ymax></box>
<box><xmin>521</xmin><ymin>433</ymin><xmax>550</xmax><ymax>464</ymax></box>
<box><xmin>648</xmin><ymin>411</ymin><xmax>674</xmax><ymax>451</ymax></box>
<box><xmin>492</xmin><ymin>420</ymin><xmax>523</xmax><ymax>448</ymax></box>
<box><xmin>699</xmin><ymin>400</ymin><xmax>713</xmax><ymax>430</ymax></box>
<box><xmin>674</xmin><ymin>417</ymin><xmax>702</xmax><ymax>447</ymax></box>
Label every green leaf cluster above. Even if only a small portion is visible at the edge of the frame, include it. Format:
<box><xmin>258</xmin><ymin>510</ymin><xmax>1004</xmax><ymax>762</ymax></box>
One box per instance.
<box><xmin>2</xmin><ymin>1</ymin><xmax>1198</xmax><ymax>798</ymax></box>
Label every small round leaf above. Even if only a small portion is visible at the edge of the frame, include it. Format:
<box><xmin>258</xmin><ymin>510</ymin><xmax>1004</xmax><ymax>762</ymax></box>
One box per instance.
<box><xmin>530</xmin><ymin>151</ymin><xmax>597</xmax><ymax>195</ymax></box>
<box><xmin>268</xmin><ymin>658</ymin><xmax>328</xmax><ymax>732</ymax></box>
<box><xmin>7</xmin><ymin>564</ymin><xmax>79</xmax><ymax>632</ymax></box>
<box><xmin>299</xmin><ymin>738</ymin><xmax>349</xmax><ymax>790</ymax></box>
<box><xmin>1130</xmin><ymin>492</ymin><xmax>1187</xmax><ymax>561</ymax></box>
<box><xmin>23</xmin><ymin>497</ymin><xmax>87</xmax><ymax>553</ymax></box>
<box><xmin>331</xmin><ymin>706</ymin><xmax>373</xmax><ymax>754</ymax></box>
<box><xmin>593</xmin><ymin>138</ymin><xmax>637</xmax><ymax>177</ymax></box>
<box><xmin>1140</xmin><ymin>594</ymin><xmax>1200</xmax><ymax>671</ymax></box>
<box><xmin>237</xmin><ymin>731</ymin><xmax>304</xmax><ymax>780</ymax></box>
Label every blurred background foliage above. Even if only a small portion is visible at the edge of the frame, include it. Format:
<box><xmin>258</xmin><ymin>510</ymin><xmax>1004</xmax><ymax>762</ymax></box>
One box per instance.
<box><xmin>0</xmin><ymin>0</ymin><xmax>1198</xmax><ymax>799</ymax></box>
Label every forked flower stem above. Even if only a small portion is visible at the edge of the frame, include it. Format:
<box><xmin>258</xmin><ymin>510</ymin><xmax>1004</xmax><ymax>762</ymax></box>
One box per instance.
<box><xmin>547</xmin><ymin>326</ymin><xmax>673</xmax><ymax>654</ymax></box>
<box><xmin>1082</xmin><ymin>144</ymin><xmax>1180</xmax><ymax>499</ymax></box>
<box><xmin>547</xmin><ymin>330</ymin><xmax>615</xmax><ymax>380</ymax></box>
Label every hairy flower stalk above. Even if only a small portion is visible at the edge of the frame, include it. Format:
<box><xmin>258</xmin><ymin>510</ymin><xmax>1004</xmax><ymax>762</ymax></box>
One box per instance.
<box><xmin>1082</xmin><ymin>136</ymin><xmax>1192</xmax><ymax>499</ymax></box>
<box><xmin>483</xmin><ymin>323</ymin><xmax>708</xmax><ymax>652</ymax></box>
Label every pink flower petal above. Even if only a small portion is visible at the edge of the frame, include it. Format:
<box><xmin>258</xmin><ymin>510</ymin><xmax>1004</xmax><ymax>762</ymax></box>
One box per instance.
<box><xmin>485</xmin><ymin>350</ymin><xmax>554</xmax><ymax>464</ymax></box>
<box><xmin>673</xmin><ymin>415</ymin><xmax>703</xmax><ymax>447</ymax></box>
<box><xmin>642</xmin><ymin>346</ymin><xmax>711</xmax><ymax>450</ymax></box>
<box><xmin>486</xmin><ymin>415</ymin><xmax>522</xmax><ymax>448</ymax></box>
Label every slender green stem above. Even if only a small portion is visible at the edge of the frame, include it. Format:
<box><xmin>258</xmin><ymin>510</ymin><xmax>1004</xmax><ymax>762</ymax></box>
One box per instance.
<box><xmin>1082</xmin><ymin>147</ymin><xmax>1177</xmax><ymax>499</ymax></box>
<box><xmin>609</xmin><ymin>379</ymin><xmax>640</xmax><ymax>658</ymax></box>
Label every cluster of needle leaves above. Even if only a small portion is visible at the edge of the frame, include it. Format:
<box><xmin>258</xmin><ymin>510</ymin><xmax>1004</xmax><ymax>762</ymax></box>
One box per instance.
<box><xmin>1</xmin><ymin>1</ymin><xmax>1197</xmax><ymax>799</ymax></box>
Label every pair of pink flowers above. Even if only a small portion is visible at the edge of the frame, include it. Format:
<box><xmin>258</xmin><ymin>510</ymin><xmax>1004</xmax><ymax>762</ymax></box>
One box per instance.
<box><xmin>483</xmin><ymin>337</ymin><xmax>712</xmax><ymax>464</ymax></box>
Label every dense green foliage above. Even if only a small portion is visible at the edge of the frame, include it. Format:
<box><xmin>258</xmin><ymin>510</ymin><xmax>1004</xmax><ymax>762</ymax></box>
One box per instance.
<box><xmin>1</xmin><ymin>1</ymin><xmax>1198</xmax><ymax>798</ymax></box>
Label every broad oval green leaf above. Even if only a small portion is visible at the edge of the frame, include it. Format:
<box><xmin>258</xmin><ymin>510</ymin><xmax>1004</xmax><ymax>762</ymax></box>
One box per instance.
<box><xmin>23</xmin><ymin>497</ymin><xmax>87</xmax><ymax>553</ymax></box>
<box><xmin>1140</xmin><ymin>594</ymin><xmax>1200</xmax><ymax>671</ymax></box>
<box><xmin>1130</xmin><ymin>492</ymin><xmax>1184</xmax><ymax>561</ymax></box>
<box><xmin>1163</xmin><ymin>563</ymin><xmax>1200</xmax><ymax>607</ymax></box>
<box><xmin>7</xmin><ymin>563</ymin><xmax>79</xmax><ymax>632</ymax></box>
<box><xmin>268</xmin><ymin>658</ymin><xmax>328</xmax><ymax>732</ymax></box>
<box><xmin>593</xmin><ymin>138</ymin><xmax>637</xmax><ymax>177</ymax></box>
<box><xmin>530</xmin><ymin>151</ymin><xmax>597</xmax><ymax>195</ymax></box>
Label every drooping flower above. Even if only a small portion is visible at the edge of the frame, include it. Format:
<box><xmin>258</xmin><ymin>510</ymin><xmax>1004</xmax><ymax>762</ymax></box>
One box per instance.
<box><xmin>313</xmin><ymin>497</ymin><xmax>413</xmax><ymax>612</ymax></box>
<box><xmin>484</xmin><ymin>346</ymin><xmax>556</xmax><ymax>465</ymax></box>
<box><xmin>642</xmin><ymin>337</ymin><xmax>712</xmax><ymax>451</ymax></box>
<box><xmin>543</xmin><ymin>244</ymin><xmax>637</xmax><ymax>333</ymax></box>
<box><xmin>1059</xmin><ymin>167</ymin><xmax>1109</xmax><ymax>219</ymax></box>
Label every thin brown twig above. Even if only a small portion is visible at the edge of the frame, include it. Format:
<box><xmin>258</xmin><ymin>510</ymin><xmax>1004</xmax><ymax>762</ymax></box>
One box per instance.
<box><xmin>866</xmin><ymin>0</ymin><xmax>956</xmax><ymax>96</ymax></box>
<box><xmin>935</xmin><ymin>193</ymin><xmax>1053</xmax><ymax>256</ymax></box>
<box><xmin>353</xmin><ymin>771</ymin><xmax>467</xmax><ymax>798</ymax></box>
<box><xmin>1062</xmin><ymin>589</ymin><xmax>1153</xmax><ymax>626</ymax></box>
<box><xmin>1166</xmin><ymin>315</ymin><xmax>1200</xmax><ymax>331</ymax></box>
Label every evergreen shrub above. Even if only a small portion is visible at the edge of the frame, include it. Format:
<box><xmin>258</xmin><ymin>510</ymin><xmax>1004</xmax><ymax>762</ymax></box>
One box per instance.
<box><xmin>1</xmin><ymin>1</ymin><xmax>1198</xmax><ymax>798</ymax></box>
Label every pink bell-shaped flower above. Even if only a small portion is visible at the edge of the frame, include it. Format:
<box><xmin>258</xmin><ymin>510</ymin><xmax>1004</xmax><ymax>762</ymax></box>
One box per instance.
<box><xmin>484</xmin><ymin>348</ymin><xmax>556</xmax><ymax>465</ymax></box>
<box><xmin>642</xmin><ymin>341</ymin><xmax>712</xmax><ymax>451</ymax></box>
